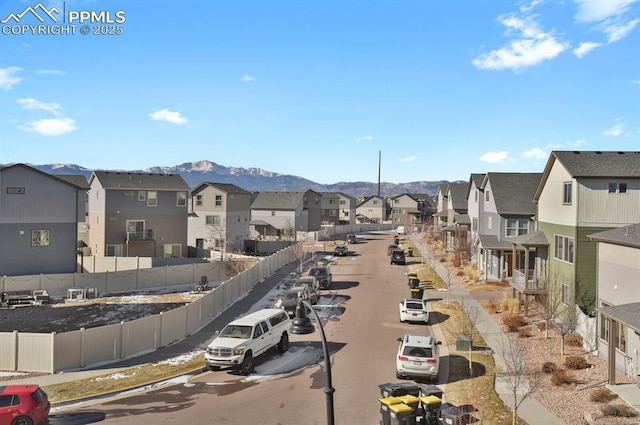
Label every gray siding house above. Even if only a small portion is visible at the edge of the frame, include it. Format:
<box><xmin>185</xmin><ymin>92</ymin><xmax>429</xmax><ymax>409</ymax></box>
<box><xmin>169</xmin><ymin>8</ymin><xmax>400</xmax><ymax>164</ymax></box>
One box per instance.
<box><xmin>0</xmin><ymin>163</ymin><xmax>86</xmax><ymax>276</ymax></box>
<box><xmin>88</xmin><ymin>171</ymin><xmax>191</xmax><ymax>258</ymax></box>
<box><xmin>250</xmin><ymin>189</ymin><xmax>323</xmax><ymax>239</ymax></box>
<box><xmin>336</xmin><ymin>192</ymin><xmax>356</xmax><ymax>225</ymax></box>
<box><xmin>188</xmin><ymin>182</ymin><xmax>252</xmax><ymax>253</ymax></box>
<box><xmin>319</xmin><ymin>192</ymin><xmax>340</xmax><ymax>226</ymax></box>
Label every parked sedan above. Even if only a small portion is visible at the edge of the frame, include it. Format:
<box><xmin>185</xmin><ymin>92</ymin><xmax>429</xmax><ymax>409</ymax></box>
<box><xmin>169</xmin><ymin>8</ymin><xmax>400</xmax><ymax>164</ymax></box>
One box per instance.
<box><xmin>387</xmin><ymin>244</ymin><xmax>399</xmax><ymax>255</ymax></box>
<box><xmin>275</xmin><ymin>286</ymin><xmax>313</xmax><ymax>318</ymax></box>
<box><xmin>0</xmin><ymin>384</ymin><xmax>50</xmax><ymax>425</ymax></box>
<box><xmin>399</xmin><ymin>299</ymin><xmax>429</xmax><ymax>324</ymax></box>
<box><xmin>308</xmin><ymin>265</ymin><xmax>332</xmax><ymax>289</ymax></box>
<box><xmin>292</xmin><ymin>276</ymin><xmax>320</xmax><ymax>304</ymax></box>
<box><xmin>334</xmin><ymin>244</ymin><xmax>349</xmax><ymax>256</ymax></box>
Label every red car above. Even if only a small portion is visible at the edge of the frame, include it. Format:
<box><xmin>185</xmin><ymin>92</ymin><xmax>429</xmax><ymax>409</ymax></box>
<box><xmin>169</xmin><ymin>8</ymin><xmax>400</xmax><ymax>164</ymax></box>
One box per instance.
<box><xmin>0</xmin><ymin>385</ymin><xmax>50</xmax><ymax>425</ymax></box>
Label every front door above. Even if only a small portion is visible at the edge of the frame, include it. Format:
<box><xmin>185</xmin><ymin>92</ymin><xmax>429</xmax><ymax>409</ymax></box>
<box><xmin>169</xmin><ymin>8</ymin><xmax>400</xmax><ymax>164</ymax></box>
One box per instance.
<box><xmin>504</xmin><ymin>252</ymin><xmax>513</xmax><ymax>278</ymax></box>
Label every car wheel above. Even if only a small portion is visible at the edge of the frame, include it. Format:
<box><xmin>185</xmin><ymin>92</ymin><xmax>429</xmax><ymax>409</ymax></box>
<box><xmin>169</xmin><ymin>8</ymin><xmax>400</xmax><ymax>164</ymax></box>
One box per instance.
<box><xmin>239</xmin><ymin>354</ymin><xmax>254</xmax><ymax>375</ymax></box>
<box><xmin>11</xmin><ymin>417</ymin><xmax>33</xmax><ymax>425</ymax></box>
<box><xmin>278</xmin><ymin>333</ymin><xmax>289</xmax><ymax>353</ymax></box>
<box><xmin>208</xmin><ymin>365</ymin><xmax>221</xmax><ymax>371</ymax></box>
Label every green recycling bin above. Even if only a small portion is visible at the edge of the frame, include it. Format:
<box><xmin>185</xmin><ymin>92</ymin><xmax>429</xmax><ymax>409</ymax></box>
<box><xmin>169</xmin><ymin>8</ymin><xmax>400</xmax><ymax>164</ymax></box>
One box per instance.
<box><xmin>379</xmin><ymin>396</ymin><xmax>403</xmax><ymax>425</ymax></box>
<box><xmin>389</xmin><ymin>403</ymin><xmax>416</xmax><ymax>425</ymax></box>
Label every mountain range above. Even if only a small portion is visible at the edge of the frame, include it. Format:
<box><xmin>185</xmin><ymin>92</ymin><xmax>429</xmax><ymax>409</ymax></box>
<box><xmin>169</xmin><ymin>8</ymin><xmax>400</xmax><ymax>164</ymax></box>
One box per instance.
<box><xmin>21</xmin><ymin>160</ymin><xmax>449</xmax><ymax>198</ymax></box>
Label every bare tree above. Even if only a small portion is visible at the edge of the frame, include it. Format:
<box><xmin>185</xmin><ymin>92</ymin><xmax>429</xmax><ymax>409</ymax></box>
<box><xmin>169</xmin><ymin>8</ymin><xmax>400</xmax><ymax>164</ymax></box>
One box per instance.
<box><xmin>461</xmin><ymin>298</ymin><xmax>482</xmax><ymax>375</ymax></box>
<box><xmin>495</xmin><ymin>337</ymin><xmax>543</xmax><ymax>425</ymax></box>
<box><xmin>443</xmin><ymin>255</ymin><xmax>456</xmax><ymax>305</ymax></box>
<box><xmin>208</xmin><ymin>216</ymin><xmax>229</xmax><ymax>262</ymax></box>
<box><xmin>537</xmin><ymin>271</ymin><xmax>564</xmax><ymax>339</ymax></box>
<box><xmin>558</xmin><ymin>302</ymin><xmax>579</xmax><ymax>357</ymax></box>
<box><xmin>290</xmin><ymin>241</ymin><xmax>308</xmax><ymax>275</ymax></box>
<box><xmin>281</xmin><ymin>219</ymin><xmax>296</xmax><ymax>241</ymax></box>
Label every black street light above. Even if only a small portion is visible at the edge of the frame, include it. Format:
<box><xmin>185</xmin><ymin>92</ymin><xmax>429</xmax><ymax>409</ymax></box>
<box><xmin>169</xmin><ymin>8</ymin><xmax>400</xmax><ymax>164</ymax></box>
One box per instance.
<box><xmin>289</xmin><ymin>298</ymin><xmax>335</xmax><ymax>425</ymax></box>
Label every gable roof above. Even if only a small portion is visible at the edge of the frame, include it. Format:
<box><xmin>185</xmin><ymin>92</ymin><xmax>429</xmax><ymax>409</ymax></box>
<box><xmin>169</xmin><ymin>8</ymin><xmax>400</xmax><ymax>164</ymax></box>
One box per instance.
<box><xmin>598</xmin><ymin>302</ymin><xmax>640</xmax><ymax>332</ymax></box>
<box><xmin>90</xmin><ymin>171</ymin><xmax>190</xmax><ymax>190</ymax></box>
<box><xmin>535</xmin><ymin>151</ymin><xmax>640</xmax><ymax>200</ymax></box>
<box><xmin>484</xmin><ymin>172</ymin><xmax>542</xmax><ymax>215</ymax></box>
<box><xmin>447</xmin><ymin>182</ymin><xmax>469</xmax><ymax>211</ymax></box>
<box><xmin>55</xmin><ymin>174</ymin><xmax>91</xmax><ymax>189</ymax></box>
<box><xmin>192</xmin><ymin>182</ymin><xmax>251</xmax><ymax>195</ymax></box>
<box><xmin>251</xmin><ymin>190</ymin><xmax>319</xmax><ymax>210</ymax></box>
<box><xmin>467</xmin><ymin>173</ymin><xmax>486</xmax><ymax>198</ymax></box>
<box><xmin>356</xmin><ymin>195</ymin><xmax>385</xmax><ymax>208</ymax></box>
<box><xmin>1</xmin><ymin>163</ymin><xmax>87</xmax><ymax>190</ymax></box>
<box><xmin>588</xmin><ymin>223</ymin><xmax>640</xmax><ymax>249</ymax></box>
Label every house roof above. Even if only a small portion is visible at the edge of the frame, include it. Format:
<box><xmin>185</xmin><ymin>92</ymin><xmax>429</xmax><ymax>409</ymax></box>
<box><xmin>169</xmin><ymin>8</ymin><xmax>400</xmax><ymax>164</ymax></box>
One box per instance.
<box><xmin>598</xmin><ymin>302</ymin><xmax>640</xmax><ymax>332</ymax></box>
<box><xmin>437</xmin><ymin>184</ymin><xmax>449</xmax><ymax>197</ymax></box>
<box><xmin>55</xmin><ymin>174</ymin><xmax>91</xmax><ymax>189</ymax></box>
<box><xmin>356</xmin><ymin>195</ymin><xmax>384</xmax><ymax>208</ymax></box>
<box><xmin>249</xmin><ymin>220</ymin><xmax>276</xmax><ymax>228</ymax></box>
<box><xmin>192</xmin><ymin>182</ymin><xmax>251</xmax><ymax>195</ymax></box>
<box><xmin>483</xmin><ymin>172</ymin><xmax>542</xmax><ymax>215</ymax></box>
<box><xmin>506</xmin><ymin>231</ymin><xmax>549</xmax><ymax>247</ymax></box>
<box><xmin>588</xmin><ymin>223</ymin><xmax>640</xmax><ymax>249</ymax></box>
<box><xmin>448</xmin><ymin>182</ymin><xmax>469</xmax><ymax>211</ymax></box>
<box><xmin>433</xmin><ymin>210</ymin><xmax>448</xmax><ymax>217</ymax></box>
<box><xmin>467</xmin><ymin>173</ymin><xmax>486</xmax><ymax>198</ymax></box>
<box><xmin>90</xmin><ymin>171</ymin><xmax>190</xmax><ymax>190</ymax></box>
<box><xmin>477</xmin><ymin>234</ymin><xmax>513</xmax><ymax>250</ymax></box>
<box><xmin>535</xmin><ymin>151</ymin><xmax>640</xmax><ymax>200</ymax></box>
<box><xmin>251</xmin><ymin>190</ymin><xmax>318</xmax><ymax>210</ymax></box>
<box><xmin>1</xmin><ymin>163</ymin><xmax>88</xmax><ymax>190</ymax></box>
<box><xmin>454</xmin><ymin>213</ymin><xmax>471</xmax><ymax>225</ymax></box>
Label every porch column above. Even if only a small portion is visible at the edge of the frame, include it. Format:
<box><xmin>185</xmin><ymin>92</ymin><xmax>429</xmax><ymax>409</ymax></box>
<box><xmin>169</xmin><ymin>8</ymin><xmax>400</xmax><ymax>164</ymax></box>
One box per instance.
<box><xmin>608</xmin><ymin>318</ymin><xmax>618</xmax><ymax>385</ymax></box>
<box><xmin>524</xmin><ymin>246</ymin><xmax>530</xmax><ymax>316</ymax></box>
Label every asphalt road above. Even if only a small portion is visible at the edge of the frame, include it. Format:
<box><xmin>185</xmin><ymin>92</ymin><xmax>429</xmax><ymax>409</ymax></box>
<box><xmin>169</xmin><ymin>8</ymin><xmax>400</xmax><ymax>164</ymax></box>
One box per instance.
<box><xmin>55</xmin><ymin>232</ymin><xmax>438</xmax><ymax>425</ymax></box>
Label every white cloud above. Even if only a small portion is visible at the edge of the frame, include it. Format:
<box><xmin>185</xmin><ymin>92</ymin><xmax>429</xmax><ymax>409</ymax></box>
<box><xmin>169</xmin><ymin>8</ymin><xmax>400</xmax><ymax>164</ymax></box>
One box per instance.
<box><xmin>398</xmin><ymin>156</ymin><xmax>417</xmax><ymax>162</ymax></box>
<box><xmin>356</xmin><ymin>135</ymin><xmax>373</xmax><ymax>142</ymax></box>
<box><xmin>479</xmin><ymin>151</ymin><xmax>510</xmax><ymax>163</ymax></box>
<box><xmin>241</xmin><ymin>75</ymin><xmax>255</xmax><ymax>82</ymax></box>
<box><xmin>603</xmin><ymin>18</ymin><xmax>640</xmax><ymax>42</ymax></box>
<box><xmin>0</xmin><ymin>66</ymin><xmax>23</xmax><ymax>90</ymax></box>
<box><xmin>573</xmin><ymin>42</ymin><xmax>601</xmax><ymax>57</ymax></box>
<box><xmin>472</xmin><ymin>14</ymin><xmax>568</xmax><ymax>71</ymax></box>
<box><xmin>521</xmin><ymin>147</ymin><xmax>548</xmax><ymax>160</ymax></box>
<box><xmin>18</xmin><ymin>117</ymin><xmax>77</xmax><ymax>136</ymax></box>
<box><xmin>603</xmin><ymin>123</ymin><xmax>623</xmax><ymax>136</ymax></box>
<box><xmin>148</xmin><ymin>108</ymin><xmax>189</xmax><ymax>125</ymax></box>
<box><xmin>36</xmin><ymin>69</ymin><xmax>66</xmax><ymax>76</ymax></box>
<box><xmin>633</xmin><ymin>80</ymin><xmax>640</xmax><ymax>85</ymax></box>
<box><xmin>574</xmin><ymin>0</ymin><xmax>637</xmax><ymax>23</ymax></box>
<box><xmin>16</xmin><ymin>98</ymin><xmax>62</xmax><ymax>115</ymax></box>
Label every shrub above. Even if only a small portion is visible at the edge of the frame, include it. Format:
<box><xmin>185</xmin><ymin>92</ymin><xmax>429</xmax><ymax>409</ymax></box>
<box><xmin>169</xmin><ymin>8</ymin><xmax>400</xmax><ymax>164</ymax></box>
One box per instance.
<box><xmin>440</xmin><ymin>257</ymin><xmax>447</xmax><ymax>263</ymax></box>
<box><xmin>550</xmin><ymin>368</ymin><xmax>572</xmax><ymax>386</ymax></box>
<box><xmin>518</xmin><ymin>329</ymin><xmax>531</xmax><ymax>338</ymax></box>
<box><xmin>456</xmin><ymin>270</ymin><xmax>464</xmax><ymax>277</ymax></box>
<box><xmin>542</xmin><ymin>362</ymin><xmax>557</xmax><ymax>374</ymax></box>
<box><xmin>536</xmin><ymin>321</ymin><xmax>546</xmax><ymax>332</ymax></box>
<box><xmin>590</xmin><ymin>387</ymin><xmax>617</xmax><ymax>403</ymax></box>
<box><xmin>565</xmin><ymin>333</ymin><xmax>583</xmax><ymax>347</ymax></box>
<box><xmin>601</xmin><ymin>404</ymin><xmax>638</xmax><ymax>418</ymax></box>
<box><xmin>485</xmin><ymin>299</ymin><xmax>499</xmax><ymax>314</ymax></box>
<box><xmin>502</xmin><ymin>313</ymin><xmax>527</xmax><ymax>332</ymax></box>
<box><xmin>463</xmin><ymin>265</ymin><xmax>479</xmax><ymax>283</ymax></box>
<box><xmin>565</xmin><ymin>356</ymin><xmax>589</xmax><ymax>370</ymax></box>
<box><xmin>501</xmin><ymin>296</ymin><xmax>519</xmax><ymax>315</ymax></box>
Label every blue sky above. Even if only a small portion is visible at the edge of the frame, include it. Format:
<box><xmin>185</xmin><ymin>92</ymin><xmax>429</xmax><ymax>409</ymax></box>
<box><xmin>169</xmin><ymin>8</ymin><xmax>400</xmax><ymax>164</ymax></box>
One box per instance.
<box><xmin>1</xmin><ymin>0</ymin><xmax>638</xmax><ymax>185</ymax></box>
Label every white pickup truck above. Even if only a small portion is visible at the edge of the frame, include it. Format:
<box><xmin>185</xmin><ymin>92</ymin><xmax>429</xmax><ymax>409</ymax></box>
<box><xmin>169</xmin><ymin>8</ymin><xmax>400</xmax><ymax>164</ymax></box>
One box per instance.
<box><xmin>204</xmin><ymin>308</ymin><xmax>292</xmax><ymax>375</ymax></box>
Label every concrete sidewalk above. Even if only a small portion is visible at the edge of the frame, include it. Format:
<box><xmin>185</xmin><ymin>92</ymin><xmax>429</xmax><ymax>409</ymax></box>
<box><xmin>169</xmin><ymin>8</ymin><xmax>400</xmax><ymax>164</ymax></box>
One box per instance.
<box><xmin>410</xmin><ymin>234</ymin><xmax>567</xmax><ymax>425</ymax></box>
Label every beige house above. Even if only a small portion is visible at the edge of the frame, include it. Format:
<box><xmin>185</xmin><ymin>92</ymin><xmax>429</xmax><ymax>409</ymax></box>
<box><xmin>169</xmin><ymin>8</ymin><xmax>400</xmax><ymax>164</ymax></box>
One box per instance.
<box><xmin>250</xmin><ymin>189</ymin><xmax>323</xmax><ymax>239</ymax></box>
<box><xmin>188</xmin><ymin>182</ymin><xmax>252</xmax><ymax>253</ymax></box>
<box><xmin>356</xmin><ymin>195</ymin><xmax>387</xmax><ymax>224</ymax></box>
<box><xmin>88</xmin><ymin>171</ymin><xmax>190</xmax><ymax>257</ymax></box>
<box><xmin>336</xmin><ymin>192</ymin><xmax>356</xmax><ymax>225</ymax></box>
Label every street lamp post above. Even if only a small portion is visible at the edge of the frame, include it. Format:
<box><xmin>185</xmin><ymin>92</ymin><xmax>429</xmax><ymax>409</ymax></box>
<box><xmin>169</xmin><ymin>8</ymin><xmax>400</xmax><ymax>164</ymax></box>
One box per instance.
<box><xmin>289</xmin><ymin>298</ymin><xmax>335</xmax><ymax>425</ymax></box>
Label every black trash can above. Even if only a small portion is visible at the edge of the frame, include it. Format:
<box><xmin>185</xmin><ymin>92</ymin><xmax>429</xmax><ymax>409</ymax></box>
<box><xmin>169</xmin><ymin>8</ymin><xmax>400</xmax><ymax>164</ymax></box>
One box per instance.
<box><xmin>419</xmin><ymin>395</ymin><xmax>442</xmax><ymax>425</ymax></box>
<box><xmin>389</xmin><ymin>403</ymin><xmax>416</xmax><ymax>425</ymax></box>
<box><xmin>398</xmin><ymin>382</ymin><xmax>420</xmax><ymax>397</ymax></box>
<box><xmin>379</xmin><ymin>396</ymin><xmax>403</xmax><ymax>425</ymax></box>
<box><xmin>419</xmin><ymin>384</ymin><xmax>443</xmax><ymax>399</ymax></box>
<box><xmin>396</xmin><ymin>394</ymin><xmax>420</xmax><ymax>414</ymax></box>
<box><xmin>379</xmin><ymin>383</ymin><xmax>406</xmax><ymax>398</ymax></box>
<box><xmin>408</xmin><ymin>277</ymin><xmax>420</xmax><ymax>289</ymax></box>
<box><xmin>410</xmin><ymin>288</ymin><xmax>424</xmax><ymax>299</ymax></box>
<box><xmin>439</xmin><ymin>404</ymin><xmax>466</xmax><ymax>425</ymax></box>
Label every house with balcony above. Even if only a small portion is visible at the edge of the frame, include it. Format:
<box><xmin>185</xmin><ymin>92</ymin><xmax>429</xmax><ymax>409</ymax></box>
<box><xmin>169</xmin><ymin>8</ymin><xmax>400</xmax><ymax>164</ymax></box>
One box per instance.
<box><xmin>88</xmin><ymin>171</ymin><xmax>190</xmax><ymax>257</ymax></box>
<box><xmin>336</xmin><ymin>192</ymin><xmax>356</xmax><ymax>225</ymax></box>
<box><xmin>441</xmin><ymin>182</ymin><xmax>470</xmax><ymax>253</ymax></box>
<box><xmin>533</xmin><ymin>150</ymin><xmax>640</xmax><ymax>318</ymax></box>
<box><xmin>319</xmin><ymin>192</ymin><xmax>340</xmax><ymax>226</ymax></box>
<box><xmin>355</xmin><ymin>195</ymin><xmax>387</xmax><ymax>224</ymax></box>
<box><xmin>433</xmin><ymin>183</ymin><xmax>450</xmax><ymax>230</ymax></box>
<box><xmin>0</xmin><ymin>163</ymin><xmax>87</xmax><ymax>275</ymax></box>
<box><xmin>249</xmin><ymin>189</ymin><xmax>322</xmax><ymax>240</ymax></box>
<box><xmin>474</xmin><ymin>173</ymin><xmax>542</xmax><ymax>285</ymax></box>
<box><xmin>188</xmin><ymin>182</ymin><xmax>252</xmax><ymax>253</ymax></box>
<box><xmin>590</xmin><ymin>224</ymin><xmax>640</xmax><ymax>384</ymax></box>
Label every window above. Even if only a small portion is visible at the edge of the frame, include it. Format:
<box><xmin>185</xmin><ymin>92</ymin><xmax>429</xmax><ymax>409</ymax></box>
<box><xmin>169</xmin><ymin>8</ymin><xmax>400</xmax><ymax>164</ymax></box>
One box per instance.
<box><xmin>138</xmin><ymin>191</ymin><xmax>146</xmax><ymax>201</ymax></box>
<box><xmin>563</xmin><ymin>182</ymin><xmax>572</xmax><ymax>204</ymax></box>
<box><xmin>608</xmin><ymin>183</ymin><xmax>617</xmax><ymax>193</ymax></box>
<box><xmin>106</xmin><ymin>244</ymin><xmax>123</xmax><ymax>256</ymax></box>
<box><xmin>487</xmin><ymin>216</ymin><xmax>492</xmax><ymax>230</ymax></box>
<box><xmin>474</xmin><ymin>190</ymin><xmax>478</xmax><ymax>202</ymax></box>
<box><xmin>329</xmin><ymin>210</ymin><xmax>336</xmax><ymax>216</ymax></box>
<box><xmin>147</xmin><ymin>191</ymin><xmax>157</xmax><ymax>207</ymax></box>
<box><xmin>617</xmin><ymin>323</ymin><xmax>627</xmax><ymax>352</ymax></box>
<box><xmin>506</xmin><ymin>219</ymin><xmax>529</xmax><ymax>237</ymax></box>
<box><xmin>373</xmin><ymin>200</ymin><xmax>379</xmax><ymax>205</ymax></box>
<box><xmin>561</xmin><ymin>283</ymin><xmax>570</xmax><ymax>305</ymax></box>
<box><xmin>485</xmin><ymin>191</ymin><xmax>490</xmax><ymax>202</ymax></box>
<box><xmin>394</xmin><ymin>199</ymin><xmax>400</xmax><ymax>204</ymax></box>
<box><xmin>32</xmin><ymin>229</ymin><xmax>50</xmax><ymax>246</ymax></box>
<box><xmin>599</xmin><ymin>303</ymin><xmax>610</xmax><ymax>341</ymax></box>
<box><xmin>271</xmin><ymin>211</ymin><xmax>276</xmax><ymax>216</ymax></box>
<box><xmin>215</xmin><ymin>195</ymin><xmax>222</xmax><ymax>206</ymax></box>
<box><xmin>619</xmin><ymin>183</ymin><xmax>628</xmax><ymax>194</ymax></box>
<box><xmin>472</xmin><ymin>218</ymin><xmax>478</xmax><ymax>232</ymax></box>
<box><xmin>609</xmin><ymin>182</ymin><xmax>628</xmax><ymax>194</ymax></box>
<box><xmin>554</xmin><ymin>235</ymin><xmax>574</xmax><ymax>263</ymax></box>
<box><xmin>339</xmin><ymin>200</ymin><xmax>346</xmax><ymax>205</ymax></box>
<box><xmin>163</xmin><ymin>244</ymin><xmax>182</xmax><ymax>258</ymax></box>
<box><xmin>206</xmin><ymin>215</ymin><xmax>220</xmax><ymax>225</ymax></box>
<box><xmin>329</xmin><ymin>199</ymin><xmax>335</xmax><ymax>204</ymax></box>
<box><xmin>195</xmin><ymin>195</ymin><xmax>202</xmax><ymax>206</ymax></box>
<box><xmin>177</xmin><ymin>191</ymin><xmax>187</xmax><ymax>207</ymax></box>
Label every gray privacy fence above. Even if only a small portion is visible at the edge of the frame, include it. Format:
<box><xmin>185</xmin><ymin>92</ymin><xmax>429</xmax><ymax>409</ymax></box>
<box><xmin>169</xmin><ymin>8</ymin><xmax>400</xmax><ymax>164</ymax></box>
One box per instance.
<box><xmin>0</xmin><ymin>245</ymin><xmax>296</xmax><ymax>373</ymax></box>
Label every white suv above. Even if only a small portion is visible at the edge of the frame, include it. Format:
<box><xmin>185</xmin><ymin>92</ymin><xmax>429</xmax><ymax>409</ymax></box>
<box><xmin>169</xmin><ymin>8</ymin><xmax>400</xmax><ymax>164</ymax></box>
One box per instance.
<box><xmin>395</xmin><ymin>334</ymin><xmax>441</xmax><ymax>382</ymax></box>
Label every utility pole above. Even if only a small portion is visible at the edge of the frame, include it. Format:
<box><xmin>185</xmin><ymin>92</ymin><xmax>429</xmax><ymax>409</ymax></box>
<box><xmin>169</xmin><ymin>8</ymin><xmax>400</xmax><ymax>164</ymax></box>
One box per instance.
<box><xmin>377</xmin><ymin>150</ymin><xmax>381</xmax><ymax>197</ymax></box>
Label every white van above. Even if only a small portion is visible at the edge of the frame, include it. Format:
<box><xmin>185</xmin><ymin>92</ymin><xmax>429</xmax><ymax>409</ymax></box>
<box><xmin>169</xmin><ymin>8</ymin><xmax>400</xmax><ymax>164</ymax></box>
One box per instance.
<box><xmin>204</xmin><ymin>309</ymin><xmax>292</xmax><ymax>375</ymax></box>
<box><xmin>396</xmin><ymin>226</ymin><xmax>405</xmax><ymax>235</ymax></box>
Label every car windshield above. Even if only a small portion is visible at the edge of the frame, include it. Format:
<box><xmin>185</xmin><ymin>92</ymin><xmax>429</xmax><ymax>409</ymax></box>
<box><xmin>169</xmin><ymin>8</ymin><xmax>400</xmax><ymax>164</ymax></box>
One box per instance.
<box><xmin>309</xmin><ymin>268</ymin><xmax>326</xmax><ymax>277</ymax></box>
<box><xmin>405</xmin><ymin>301</ymin><xmax>424</xmax><ymax>310</ymax></box>
<box><xmin>402</xmin><ymin>346</ymin><xmax>433</xmax><ymax>358</ymax></box>
<box><xmin>284</xmin><ymin>291</ymin><xmax>303</xmax><ymax>301</ymax></box>
<box><xmin>219</xmin><ymin>325</ymin><xmax>252</xmax><ymax>338</ymax></box>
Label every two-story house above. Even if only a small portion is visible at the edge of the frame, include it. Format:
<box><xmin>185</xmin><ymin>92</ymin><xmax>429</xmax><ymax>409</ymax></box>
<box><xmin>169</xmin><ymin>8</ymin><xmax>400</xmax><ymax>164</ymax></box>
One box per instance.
<box><xmin>319</xmin><ymin>192</ymin><xmax>340</xmax><ymax>226</ymax></box>
<box><xmin>336</xmin><ymin>192</ymin><xmax>356</xmax><ymax>225</ymax></box>
<box><xmin>250</xmin><ymin>189</ymin><xmax>322</xmax><ymax>240</ymax></box>
<box><xmin>433</xmin><ymin>184</ymin><xmax>450</xmax><ymax>229</ymax></box>
<box><xmin>590</xmin><ymin>224</ymin><xmax>640</xmax><ymax>384</ymax></box>
<box><xmin>355</xmin><ymin>195</ymin><xmax>387</xmax><ymax>224</ymax></box>
<box><xmin>188</xmin><ymin>182</ymin><xmax>252</xmax><ymax>253</ymax></box>
<box><xmin>442</xmin><ymin>182</ymin><xmax>470</xmax><ymax>252</ymax></box>
<box><xmin>533</xmin><ymin>151</ymin><xmax>640</xmax><ymax>318</ymax></box>
<box><xmin>390</xmin><ymin>193</ymin><xmax>431</xmax><ymax>230</ymax></box>
<box><xmin>0</xmin><ymin>163</ymin><xmax>87</xmax><ymax>275</ymax></box>
<box><xmin>475</xmin><ymin>172</ymin><xmax>542</xmax><ymax>283</ymax></box>
<box><xmin>88</xmin><ymin>171</ymin><xmax>191</xmax><ymax>257</ymax></box>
